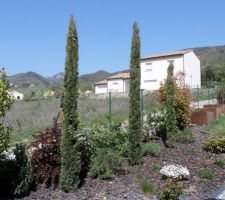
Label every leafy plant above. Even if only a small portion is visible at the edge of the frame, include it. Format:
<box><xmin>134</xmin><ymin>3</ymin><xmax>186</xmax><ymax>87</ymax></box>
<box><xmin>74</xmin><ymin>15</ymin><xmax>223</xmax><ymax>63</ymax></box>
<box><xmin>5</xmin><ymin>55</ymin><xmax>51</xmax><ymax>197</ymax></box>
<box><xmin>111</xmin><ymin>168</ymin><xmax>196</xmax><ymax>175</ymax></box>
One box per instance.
<box><xmin>203</xmin><ymin>136</ymin><xmax>225</xmax><ymax>153</ymax></box>
<box><xmin>158</xmin><ymin>183</ymin><xmax>182</xmax><ymax>200</ymax></box>
<box><xmin>152</xmin><ymin>163</ymin><xmax>161</xmax><ymax>171</ymax></box>
<box><xmin>214</xmin><ymin>159</ymin><xmax>224</xmax><ymax>168</ymax></box>
<box><xmin>142</xmin><ymin>142</ymin><xmax>160</xmax><ymax>157</ymax></box>
<box><xmin>140</xmin><ymin>179</ymin><xmax>154</xmax><ymax>195</ymax></box>
<box><xmin>30</xmin><ymin>121</ymin><xmax>61</xmax><ymax>188</ymax></box>
<box><xmin>170</xmin><ymin>128</ymin><xmax>195</xmax><ymax>144</ymax></box>
<box><xmin>198</xmin><ymin>169</ymin><xmax>213</xmax><ymax>179</ymax></box>
<box><xmin>158</xmin><ymin>71</ymin><xmax>191</xmax><ymax>132</ymax></box>
<box><xmin>89</xmin><ymin>148</ymin><xmax>124</xmax><ymax>179</ymax></box>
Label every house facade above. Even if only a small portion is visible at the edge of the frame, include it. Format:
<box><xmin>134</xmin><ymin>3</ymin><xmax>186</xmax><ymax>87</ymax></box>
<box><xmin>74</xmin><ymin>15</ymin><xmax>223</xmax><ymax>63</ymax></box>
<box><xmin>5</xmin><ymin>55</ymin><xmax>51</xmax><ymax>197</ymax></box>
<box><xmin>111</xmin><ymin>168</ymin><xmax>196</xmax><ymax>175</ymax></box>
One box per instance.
<box><xmin>94</xmin><ymin>73</ymin><xmax>130</xmax><ymax>94</ymax></box>
<box><xmin>94</xmin><ymin>49</ymin><xmax>201</xmax><ymax>94</ymax></box>
<box><xmin>141</xmin><ymin>50</ymin><xmax>201</xmax><ymax>90</ymax></box>
<box><xmin>10</xmin><ymin>90</ymin><xmax>24</xmax><ymax>100</ymax></box>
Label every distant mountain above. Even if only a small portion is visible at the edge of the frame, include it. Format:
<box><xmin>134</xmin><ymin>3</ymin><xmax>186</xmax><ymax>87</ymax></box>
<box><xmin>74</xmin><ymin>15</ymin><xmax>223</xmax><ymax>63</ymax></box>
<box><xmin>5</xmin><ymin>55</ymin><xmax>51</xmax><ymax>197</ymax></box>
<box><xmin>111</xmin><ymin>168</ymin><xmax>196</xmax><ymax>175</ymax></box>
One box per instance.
<box><xmin>193</xmin><ymin>45</ymin><xmax>225</xmax><ymax>69</ymax></box>
<box><xmin>8</xmin><ymin>72</ymin><xmax>50</xmax><ymax>86</ymax></box>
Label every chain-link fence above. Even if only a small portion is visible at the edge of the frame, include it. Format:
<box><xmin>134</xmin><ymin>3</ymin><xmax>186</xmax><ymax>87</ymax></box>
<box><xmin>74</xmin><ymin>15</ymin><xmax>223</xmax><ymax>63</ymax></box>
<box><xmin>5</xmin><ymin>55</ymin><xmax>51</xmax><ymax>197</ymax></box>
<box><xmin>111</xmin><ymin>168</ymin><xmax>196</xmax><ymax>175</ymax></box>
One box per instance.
<box><xmin>190</xmin><ymin>84</ymin><xmax>221</xmax><ymax>109</ymax></box>
<box><xmin>1</xmin><ymin>91</ymin><xmax>158</xmax><ymax>143</ymax></box>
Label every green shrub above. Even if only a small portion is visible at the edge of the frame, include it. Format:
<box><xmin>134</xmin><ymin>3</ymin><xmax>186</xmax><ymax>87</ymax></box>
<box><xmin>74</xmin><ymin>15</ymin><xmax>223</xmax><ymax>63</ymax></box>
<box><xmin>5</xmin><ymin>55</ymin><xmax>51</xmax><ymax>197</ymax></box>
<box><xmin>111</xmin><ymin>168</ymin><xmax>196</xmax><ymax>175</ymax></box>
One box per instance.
<box><xmin>198</xmin><ymin>169</ymin><xmax>213</xmax><ymax>179</ymax></box>
<box><xmin>140</xmin><ymin>180</ymin><xmax>154</xmax><ymax>195</ymax></box>
<box><xmin>158</xmin><ymin>184</ymin><xmax>182</xmax><ymax>200</ymax></box>
<box><xmin>89</xmin><ymin>148</ymin><xmax>124</xmax><ymax>179</ymax></box>
<box><xmin>214</xmin><ymin>160</ymin><xmax>224</xmax><ymax>168</ymax></box>
<box><xmin>203</xmin><ymin>136</ymin><xmax>225</xmax><ymax>153</ymax></box>
<box><xmin>99</xmin><ymin>170</ymin><xmax>115</xmax><ymax>180</ymax></box>
<box><xmin>90</xmin><ymin>118</ymin><xmax>128</xmax><ymax>157</ymax></box>
<box><xmin>169</xmin><ymin>128</ymin><xmax>195</xmax><ymax>145</ymax></box>
<box><xmin>142</xmin><ymin>142</ymin><xmax>160</xmax><ymax>157</ymax></box>
<box><xmin>152</xmin><ymin>163</ymin><xmax>161</xmax><ymax>171</ymax></box>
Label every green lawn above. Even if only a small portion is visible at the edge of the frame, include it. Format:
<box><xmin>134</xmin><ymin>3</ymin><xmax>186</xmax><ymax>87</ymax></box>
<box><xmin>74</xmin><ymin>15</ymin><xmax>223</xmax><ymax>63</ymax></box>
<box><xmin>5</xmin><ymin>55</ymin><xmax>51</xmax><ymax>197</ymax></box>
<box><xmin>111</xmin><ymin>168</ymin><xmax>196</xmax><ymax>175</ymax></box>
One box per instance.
<box><xmin>204</xmin><ymin>115</ymin><xmax>225</xmax><ymax>136</ymax></box>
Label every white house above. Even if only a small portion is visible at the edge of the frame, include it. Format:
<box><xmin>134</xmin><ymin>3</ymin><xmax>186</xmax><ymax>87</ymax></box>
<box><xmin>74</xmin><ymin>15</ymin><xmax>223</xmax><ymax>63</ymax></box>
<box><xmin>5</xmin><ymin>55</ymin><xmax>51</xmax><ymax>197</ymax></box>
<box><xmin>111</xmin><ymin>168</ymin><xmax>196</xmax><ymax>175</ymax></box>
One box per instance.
<box><xmin>94</xmin><ymin>73</ymin><xmax>130</xmax><ymax>94</ymax></box>
<box><xmin>10</xmin><ymin>90</ymin><xmax>24</xmax><ymax>100</ymax></box>
<box><xmin>141</xmin><ymin>49</ymin><xmax>201</xmax><ymax>90</ymax></box>
<box><xmin>94</xmin><ymin>49</ymin><xmax>201</xmax><ymax>94</ymax></box>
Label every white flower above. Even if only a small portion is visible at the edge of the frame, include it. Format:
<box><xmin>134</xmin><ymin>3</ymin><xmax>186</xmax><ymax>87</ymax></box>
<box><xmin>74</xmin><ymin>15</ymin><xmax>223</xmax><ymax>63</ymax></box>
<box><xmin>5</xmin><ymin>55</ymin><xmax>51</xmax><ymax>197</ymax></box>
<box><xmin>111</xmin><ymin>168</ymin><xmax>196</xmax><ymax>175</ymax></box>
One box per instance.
<box><xmin>38</xmin><ymin>143</ymin><xmax>42</xmax><ymax>149</ymax></box>
<box><xmin>160</xmin><ymin>164</ymin><xmax>190</xmax><ymax>179</ymax></box>
<box><xmin>2</xmin><ymin>148</ymin><xmax>16</xmax><ymax>160</ymax></box>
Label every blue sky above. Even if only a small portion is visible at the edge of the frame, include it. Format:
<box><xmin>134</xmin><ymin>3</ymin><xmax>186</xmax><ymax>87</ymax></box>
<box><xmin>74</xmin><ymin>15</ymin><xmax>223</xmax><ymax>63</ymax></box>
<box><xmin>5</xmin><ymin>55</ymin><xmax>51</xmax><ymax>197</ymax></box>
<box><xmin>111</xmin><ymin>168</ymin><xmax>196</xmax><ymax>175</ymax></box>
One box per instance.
<box><xmin>1</xmin><ymin>0</ymin><xmax>225</xmax><ymax>77</ymax></box>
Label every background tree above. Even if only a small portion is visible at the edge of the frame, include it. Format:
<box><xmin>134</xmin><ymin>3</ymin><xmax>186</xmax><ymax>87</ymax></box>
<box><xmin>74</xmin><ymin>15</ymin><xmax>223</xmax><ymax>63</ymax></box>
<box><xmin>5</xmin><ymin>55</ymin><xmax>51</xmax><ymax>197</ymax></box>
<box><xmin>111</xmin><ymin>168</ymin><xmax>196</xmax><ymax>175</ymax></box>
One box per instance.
<box><xmin>60</xmin><ymin>16</ymin><xmax>81</xmax><ymax>192</ymax></box>
<box><xmin>128</xmin><ymin>22</ymin><xmax>142</xmax><ymax>165</ymax></box>
<box><xmin>165</xmin><ymin>63</ymin><xmax>178</xmax><ymax>146</ymax></box>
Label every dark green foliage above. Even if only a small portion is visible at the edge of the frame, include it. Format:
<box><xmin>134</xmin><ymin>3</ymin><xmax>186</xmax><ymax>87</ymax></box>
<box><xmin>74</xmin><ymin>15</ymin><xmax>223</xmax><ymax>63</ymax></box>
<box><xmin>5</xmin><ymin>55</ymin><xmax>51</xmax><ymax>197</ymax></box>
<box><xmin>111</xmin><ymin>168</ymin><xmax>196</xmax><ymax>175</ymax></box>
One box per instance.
<box><xmin>142</xmin><ymin>142</ymin><xmax>161</xmax><ymax>157</ymax></box>
<box><xmin>198</xmin><ymin>169</ymin><xmax>213</xmax><ymax>179</ymax></box>
<box><xmin>89</xmin><ymin>118</ymin><xmax>127</xmax><ymax>179</ymax></box>
<box><xmin>128</xmin><ymin>22</ymin><xmax>142</xmax><ymax>165</ymax></box>
<box><xmin>165</xmin><ymin>63</ymin><xmax>178</xmax><ymax>146</ymax></box>
<box><xmin>169</xmin><ymin>128</ymin><xmax>195</xmax><ymax>144</ymax></box>
<box><xmin>158</xmin><ymin>183</ymin><xmax>182</xmax><ymax>200</ymax></box>
<box><xmin>60</xmin><ymin>15</ymin><xmax>81</xmax><ymax>192</ymax></box>
<box><xmin>89</xmin><ymin>148</ymin><xmax>124</xmax><ymax>179</ymax></box>
<box><xmin>0</xmin><ymin>144</ymin><xmax>33</xmax><ymax>198</ymax></box>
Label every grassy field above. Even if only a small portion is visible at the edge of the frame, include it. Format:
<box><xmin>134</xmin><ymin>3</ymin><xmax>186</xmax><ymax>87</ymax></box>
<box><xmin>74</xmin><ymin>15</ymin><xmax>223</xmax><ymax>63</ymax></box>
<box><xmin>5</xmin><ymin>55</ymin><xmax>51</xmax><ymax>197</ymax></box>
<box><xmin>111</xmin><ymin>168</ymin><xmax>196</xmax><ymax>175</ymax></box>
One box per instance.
<box><xmin>204</xmin><ymin>115</ymin><xmax>225</xmax><ymax>136</ymax></box>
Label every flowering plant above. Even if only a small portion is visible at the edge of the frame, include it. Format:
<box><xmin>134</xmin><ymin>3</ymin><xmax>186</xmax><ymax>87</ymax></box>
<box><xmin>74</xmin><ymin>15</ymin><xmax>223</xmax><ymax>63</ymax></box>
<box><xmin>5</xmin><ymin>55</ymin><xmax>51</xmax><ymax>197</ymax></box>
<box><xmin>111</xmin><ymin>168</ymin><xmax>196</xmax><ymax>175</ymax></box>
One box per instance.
<box><xmin>160</xmin><ymin>164</ymin><xmax>190</xmax><ymax>180</ymax></box>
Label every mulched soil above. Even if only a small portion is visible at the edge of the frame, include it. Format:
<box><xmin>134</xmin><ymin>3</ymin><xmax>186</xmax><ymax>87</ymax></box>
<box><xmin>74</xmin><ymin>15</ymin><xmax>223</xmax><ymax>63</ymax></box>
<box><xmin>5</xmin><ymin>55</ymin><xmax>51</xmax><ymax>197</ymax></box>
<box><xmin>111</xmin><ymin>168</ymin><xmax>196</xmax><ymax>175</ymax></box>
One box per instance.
<box><xmin>22</xmin><ymin>128</ymin><xmax>225</xmax><ymax>200</ymax></box>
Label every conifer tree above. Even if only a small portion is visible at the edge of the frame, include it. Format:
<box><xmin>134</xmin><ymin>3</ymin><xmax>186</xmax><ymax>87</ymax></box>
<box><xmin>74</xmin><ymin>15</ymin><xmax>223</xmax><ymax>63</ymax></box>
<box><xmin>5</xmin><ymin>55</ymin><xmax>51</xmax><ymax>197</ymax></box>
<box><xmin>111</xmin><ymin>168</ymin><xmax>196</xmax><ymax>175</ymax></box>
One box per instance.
<box><xmin>128</xmin><ymin>22</ymin><xmax>142</xmax><ymax>165</ymax></box>
<box><xmin>60</xmin><ymin>16</ymin><xmax>80</xmax><ymax>192</ymax></box>
<box><xmin>165</xmin><ymin>63</ymin><xmax>178</xmax><ymax>146</ymax></box>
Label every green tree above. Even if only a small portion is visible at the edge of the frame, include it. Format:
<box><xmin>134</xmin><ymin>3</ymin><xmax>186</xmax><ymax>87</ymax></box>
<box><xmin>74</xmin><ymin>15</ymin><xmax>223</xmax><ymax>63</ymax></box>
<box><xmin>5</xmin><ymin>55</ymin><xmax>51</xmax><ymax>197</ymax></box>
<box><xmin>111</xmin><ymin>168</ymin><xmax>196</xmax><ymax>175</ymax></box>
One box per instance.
<box><xmin>0</xmin><ymin>68</ymin><xmax>13</xmax><ymax>156</ymax></box>
<box><xmin>128</xmin><ymin>22</ymin><xmax>142</xmax><ymax>165</ymax></box>
<box><xmin>60</xmin><ymin>16</ymin><xmax>81</xmax><ymax>192</ymax></box>
<box><xmin>165</xmin><ymin>63</ymin><xmax>178</xmax><ymax>146</ymax></box>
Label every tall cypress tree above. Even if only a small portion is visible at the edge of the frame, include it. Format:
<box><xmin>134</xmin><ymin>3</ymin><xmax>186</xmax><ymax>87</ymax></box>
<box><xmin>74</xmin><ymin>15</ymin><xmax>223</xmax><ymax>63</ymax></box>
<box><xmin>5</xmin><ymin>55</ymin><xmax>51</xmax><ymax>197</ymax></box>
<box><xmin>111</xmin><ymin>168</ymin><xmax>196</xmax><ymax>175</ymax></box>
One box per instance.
<box><xmin>165</xmin><ymin>63</ymin><xmax>178</xmax><ymax>146</ymax></box>
<box><xmin>60</xmin><ymin>16</ymin><xmax>80</xmax><ymax>192</ymax></box>
<box><xmin>128</xmin><ymin>22</ymin><xmax>142</xmax><ymax>165</ymax></box>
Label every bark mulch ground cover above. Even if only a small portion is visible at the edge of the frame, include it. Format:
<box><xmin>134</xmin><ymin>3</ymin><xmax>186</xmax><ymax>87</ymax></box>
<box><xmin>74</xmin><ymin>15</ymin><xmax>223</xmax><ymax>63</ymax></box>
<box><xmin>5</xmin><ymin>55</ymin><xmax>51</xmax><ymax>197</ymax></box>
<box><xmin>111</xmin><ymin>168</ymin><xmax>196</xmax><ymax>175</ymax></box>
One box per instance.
<box><xmin>22</xmin><ymin>128</ymin><xmax>225</xmax><ymax>200</ymax></box>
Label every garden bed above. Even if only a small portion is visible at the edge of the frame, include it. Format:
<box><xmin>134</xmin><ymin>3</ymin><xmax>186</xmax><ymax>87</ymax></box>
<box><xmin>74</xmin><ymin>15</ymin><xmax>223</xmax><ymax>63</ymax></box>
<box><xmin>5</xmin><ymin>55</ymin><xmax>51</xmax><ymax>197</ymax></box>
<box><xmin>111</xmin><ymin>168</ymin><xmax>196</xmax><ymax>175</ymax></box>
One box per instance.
<box><xmin>21</xmin><ymin>128</ymin><xmax>225</xmax><ymax>200</ymax></box>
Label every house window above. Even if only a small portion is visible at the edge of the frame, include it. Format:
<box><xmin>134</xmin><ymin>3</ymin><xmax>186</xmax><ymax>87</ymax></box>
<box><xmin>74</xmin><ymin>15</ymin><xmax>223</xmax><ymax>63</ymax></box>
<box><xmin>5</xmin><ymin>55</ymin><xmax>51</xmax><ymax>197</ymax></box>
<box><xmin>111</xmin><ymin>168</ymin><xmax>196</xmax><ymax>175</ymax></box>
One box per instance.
<box><xmin>17</xmin><ymin>96</ymin><xmax>20</xmax><ymax>100</ymax></box>
<box><xmin>112</xmin><ymin>82</ymin><xmax>118</xmax><ymax>85</ymax></box>
<box><xmin>167</xmin><ymin>59</ymin><xmax>174</xmax><ymax>64</ymax></box>
<box><xmin>144</xmin><ymin>79</ymin><xmax>157</xmax><ymax>83</ymax></box>
<box><xmin>145</xmin><ymin>62</ymin><xmax>152</xmax><ymax>65</ymax></box>
<box><xmin>145</xmin><ymin>68</ymin><xmax>152</xmax><ymax>72</ymax></box>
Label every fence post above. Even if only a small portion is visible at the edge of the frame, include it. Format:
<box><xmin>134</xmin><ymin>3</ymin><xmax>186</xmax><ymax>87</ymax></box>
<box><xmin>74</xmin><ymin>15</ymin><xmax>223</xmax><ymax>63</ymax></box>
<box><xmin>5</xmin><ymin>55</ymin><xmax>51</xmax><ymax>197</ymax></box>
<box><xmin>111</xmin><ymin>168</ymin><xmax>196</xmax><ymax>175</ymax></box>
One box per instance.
<box><xmin>197</xmin><ymin>85</ymin><xmax>199</xmax><ymax>109</ymax></box>
<box><xmin>207</xmin><ymin>85</ymin><xmax>210</xmax><ymax>104</ymax></box>
<box><xmin>109</xmin><ymin>92</ymin><xmax>112</xmax><ymax>120</ymax></box>
<box><xmin>140</xmin><ymin>90</ymin><xmax>144</xmax><ymax>123</ymax></box>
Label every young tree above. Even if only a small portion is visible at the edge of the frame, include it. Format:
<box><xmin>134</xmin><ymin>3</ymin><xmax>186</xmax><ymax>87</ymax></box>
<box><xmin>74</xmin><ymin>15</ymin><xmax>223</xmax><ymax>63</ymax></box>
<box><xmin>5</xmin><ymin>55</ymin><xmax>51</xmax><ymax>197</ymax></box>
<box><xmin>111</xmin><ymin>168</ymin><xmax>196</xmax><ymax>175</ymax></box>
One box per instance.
<box><xmin>128</xmin><ymin>22</ymin><xmax>142</xmax><ymax>165</ymax></box>
<box><xmin>60</xmin><ymin>16</ymin><xmax>81</xmax><ymax>192</ymax></box>
<box><xmin>165</xmin><ymin>63</ymin><xmax>178</xmax><ymax>146</ymax></box>
<box><xmin>0</xmin><ymin>68</ymin><xmax>13</xmax><ymax>157</ymax></box>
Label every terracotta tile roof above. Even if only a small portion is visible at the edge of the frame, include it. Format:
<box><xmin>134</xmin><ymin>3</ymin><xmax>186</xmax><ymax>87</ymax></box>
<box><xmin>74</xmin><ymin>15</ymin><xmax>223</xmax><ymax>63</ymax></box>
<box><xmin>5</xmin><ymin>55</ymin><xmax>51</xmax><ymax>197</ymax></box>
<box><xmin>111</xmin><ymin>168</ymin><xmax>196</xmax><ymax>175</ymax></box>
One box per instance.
<box><xmin>141</xmin><ymin>49</ymin><xmax>193</xmax><ymax>60</ymax></box>
<box><xmin>107</xmin><ymin>72</ymin><xmax>130</xmax><ymax>80</ymax></box>
<box><xmin>94</xmin><ymin>79</ymin><xmax>107</xmax><ymax>85</ymax></box>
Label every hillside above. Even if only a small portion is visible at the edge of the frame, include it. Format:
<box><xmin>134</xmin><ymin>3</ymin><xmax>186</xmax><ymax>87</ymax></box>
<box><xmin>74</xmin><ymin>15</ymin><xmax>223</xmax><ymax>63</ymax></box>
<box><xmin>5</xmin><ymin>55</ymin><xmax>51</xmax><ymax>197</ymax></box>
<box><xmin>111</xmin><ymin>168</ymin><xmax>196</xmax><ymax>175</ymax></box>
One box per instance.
<box><xmin>8</xmin><ymin>72</ymin><xmax>50</xmax><ymax>86</ymax></box>
<box><xmin>193</xmin><ymin>45</ymin><xmax>225</xmax><ymax>69</ymax></box>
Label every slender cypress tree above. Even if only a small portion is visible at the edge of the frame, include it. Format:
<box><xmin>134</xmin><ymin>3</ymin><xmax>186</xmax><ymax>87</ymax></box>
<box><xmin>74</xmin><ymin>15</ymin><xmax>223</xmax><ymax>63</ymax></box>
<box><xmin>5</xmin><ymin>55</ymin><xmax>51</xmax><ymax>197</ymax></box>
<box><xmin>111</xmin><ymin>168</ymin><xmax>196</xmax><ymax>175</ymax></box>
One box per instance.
<box><xmin>60</xmin><ymin>16</ymin><xmax>80</xmax><ymax>192</ymax></box>
<box><xmin>128</xmin><ymin>22</ymin><xmax>142</xmax><ymax>165</ymax></box>
<box><xmin>165</xmin><ymin>63</ymin><xmax>178</xmax><ymax>146</ymax></box>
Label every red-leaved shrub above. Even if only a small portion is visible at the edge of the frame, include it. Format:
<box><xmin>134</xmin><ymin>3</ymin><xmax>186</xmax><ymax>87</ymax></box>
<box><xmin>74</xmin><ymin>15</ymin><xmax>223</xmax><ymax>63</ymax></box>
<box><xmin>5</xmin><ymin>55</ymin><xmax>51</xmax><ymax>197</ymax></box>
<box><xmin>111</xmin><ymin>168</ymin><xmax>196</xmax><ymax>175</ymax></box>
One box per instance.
<box><xmin>29</xmin><ymin>119</ymin><xmax>61</xmax><ymax>188</ymax></box>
